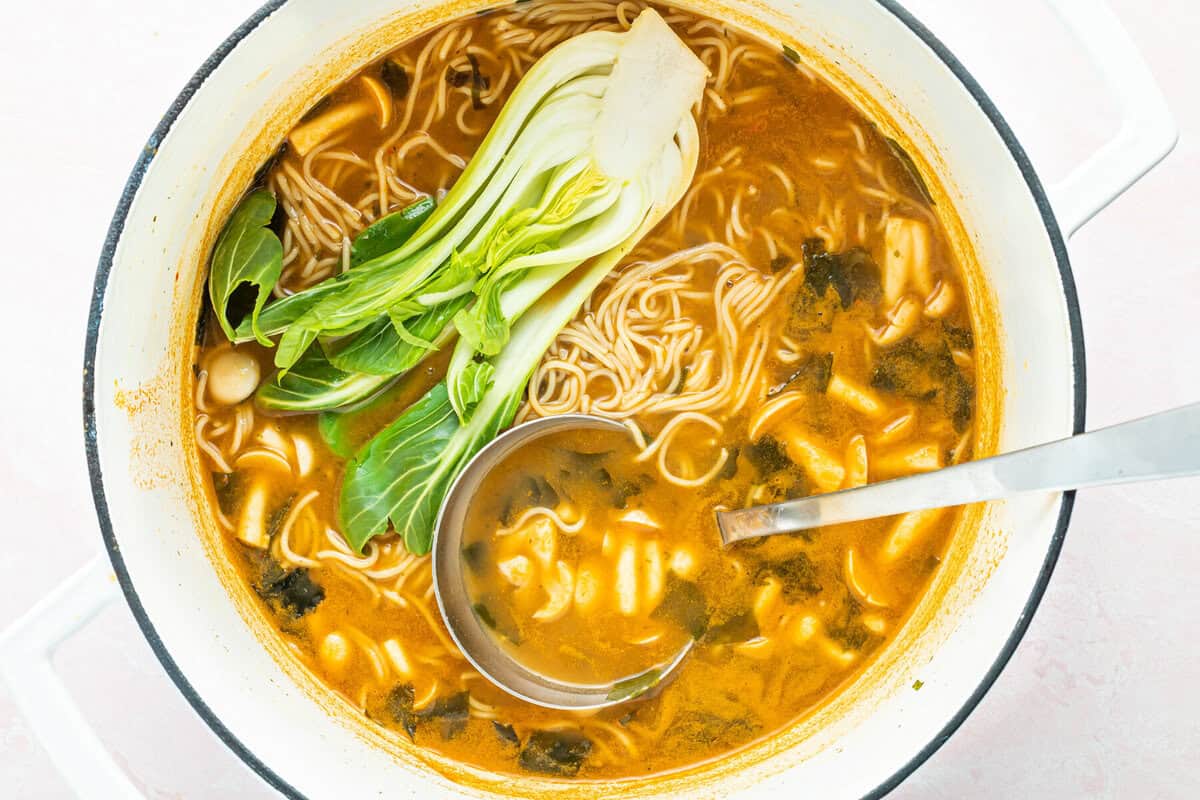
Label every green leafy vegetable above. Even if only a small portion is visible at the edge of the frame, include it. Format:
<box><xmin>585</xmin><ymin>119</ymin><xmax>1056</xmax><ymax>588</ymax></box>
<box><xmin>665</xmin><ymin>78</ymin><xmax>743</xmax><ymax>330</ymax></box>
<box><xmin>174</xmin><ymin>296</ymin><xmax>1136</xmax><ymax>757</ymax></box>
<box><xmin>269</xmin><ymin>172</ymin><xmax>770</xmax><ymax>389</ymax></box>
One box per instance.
<box><xmin>209</xmin><ymin>191</ymin><xmax>283</xmax><ymax>345</ymax></box>
<box><xmin>518</xmin><ymin>730</ymin><xmax>592</xmax><ymax>776</ymax></box>
<box><xmin>350</xmin><ymin>197</ymin><xmax>435</xmax><ymax>266</ymax></box>
<box><xmin>768</xmin><ymin>352</ymin><xmax>833</xmax><ymax>397</ymax></box>
<box><xmin>606</xmin><ymin>668</ymin><xmax>662</xmax><ymax>702</ymax></box>
<box><xmin>745</xmin><ymin>436</ymin><xmax>792</xmax><ymax>475</ymax></box>
<box><xmin>339</xmin><ymin>383</ymin><xmax>461</xmax><ymax>553</ymax></box>
<box><xmin>255</xmin><ymin>347</ymin><xmax>393</xmax><ymax>413</ymax></box>
<box><xmin>651</xmin><ymin>577</ymin><xmax>709</xmax><ymax>639</ymax></box>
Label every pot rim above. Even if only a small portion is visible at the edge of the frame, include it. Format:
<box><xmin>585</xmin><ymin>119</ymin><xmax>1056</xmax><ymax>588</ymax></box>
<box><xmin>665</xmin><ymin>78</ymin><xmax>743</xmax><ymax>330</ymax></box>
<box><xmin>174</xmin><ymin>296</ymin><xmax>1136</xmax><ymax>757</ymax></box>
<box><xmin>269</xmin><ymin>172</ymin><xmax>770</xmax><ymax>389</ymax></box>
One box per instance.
<box><xmin>81</xmin><ymin>1</ymin><xmax>1087</xmax><ymax>797</ymax></box>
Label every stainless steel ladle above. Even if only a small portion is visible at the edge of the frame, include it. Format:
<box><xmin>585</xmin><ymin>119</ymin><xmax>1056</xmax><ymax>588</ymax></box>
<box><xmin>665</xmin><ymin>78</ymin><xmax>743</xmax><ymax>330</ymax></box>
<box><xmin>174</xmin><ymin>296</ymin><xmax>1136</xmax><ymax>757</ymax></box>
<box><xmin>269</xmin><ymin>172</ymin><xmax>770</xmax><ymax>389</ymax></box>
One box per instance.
<box><xmin>433</xmin><ymin>402</ymin><xmax>1200</xmax><ymax>709</ymax></box>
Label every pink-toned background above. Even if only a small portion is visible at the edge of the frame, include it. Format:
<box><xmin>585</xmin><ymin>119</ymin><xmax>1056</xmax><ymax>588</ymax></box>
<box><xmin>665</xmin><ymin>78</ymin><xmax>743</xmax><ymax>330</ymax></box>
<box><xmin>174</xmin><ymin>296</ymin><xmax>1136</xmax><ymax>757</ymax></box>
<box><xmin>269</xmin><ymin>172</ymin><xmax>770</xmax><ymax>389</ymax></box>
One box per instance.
<box><xmin>2</xmin><ymin>0</ymin><xmax>1196</xmax><ymax>796</ymax></box>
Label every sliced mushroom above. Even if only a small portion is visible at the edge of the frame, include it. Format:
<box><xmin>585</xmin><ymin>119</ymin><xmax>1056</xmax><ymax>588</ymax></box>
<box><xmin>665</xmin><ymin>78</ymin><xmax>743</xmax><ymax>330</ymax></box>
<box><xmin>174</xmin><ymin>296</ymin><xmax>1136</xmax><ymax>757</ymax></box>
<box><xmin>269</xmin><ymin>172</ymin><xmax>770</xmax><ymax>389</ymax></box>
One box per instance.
<box><xmin>844</xmin><ymin>434</ymin><xmax>868</xmax><ymax>488</ymax></box>
<box><xmin>382</xmin><ymin>638</ymin><xmax>413</xmax><ymax>678</ymax></box>
<box><xmin>869</xmin><ymin>294</ymin><xmax>922</xmax><ymax>347</ymax></box>
<box><xmin>779</xmin><ymin>423</ymin><xmax>845</xmax><ymax>492</ymax></box>
<box><xmin>318</xmin><ymin>631</ymin><xmax>352</xmax><ymax>675</ymax></box>
<box><xmin>873</xmin><ymin>441</ymin><xmax>941</xmax><ymax>477</ymax></box>
<box><xmin>880</xmin><ymin>507</ymin><xmax>948</xmax><ymax>562</ymax></box>
<box><xmin>236</xmin><ymin>480</ymin><xmax>270</xmax><ymax>549</ymax></box>
<box><xmin>828</xmin><ymin>373</ymin><xmax>885</xmax><ymax>418</ymax></box>
<box><xmin>615</xmin><ymin>538</ymin><xmax>640</xmax><ymax>617</ymax></box>
<box><xmin>844</xmin><ymin>548</ymin><xmax>892</xmax><ymax>608</ymax></box>
<box><xmin>497</xmin><ymin>555</ymin><xmax>533</xmax><ymax>588</ymax></box>
<box><xmin>358</xmin><ymin>74</ymin><xmax>393</xmax><ymax>129</ymax></box>
<box><xmin>923</xmin><ymin>279</ymin><xmax>956</xmax><ymax>319</ymax></box>
<box><xmin>532</xmin><ymin>561</ymin><xmax>576</xmax><ymax>623</ymax></box>
<box><xmin>574</xmin><ymin>560</ymin><xmax>603</xmax><ymax>613</ymax></box>
<box><xmin>668</xmin><ymin>546</ymin><xmax>698</xmax><ymax>579</ymax></box>
<box><xmin>883</xmin><ymin>216</ymin><xmax>933</xmax><ymax>305</ymax></box>
<box><xmin>642</xmin><ymin>539</ymin><xmax>665</xmax><ymax>608</ymax></box>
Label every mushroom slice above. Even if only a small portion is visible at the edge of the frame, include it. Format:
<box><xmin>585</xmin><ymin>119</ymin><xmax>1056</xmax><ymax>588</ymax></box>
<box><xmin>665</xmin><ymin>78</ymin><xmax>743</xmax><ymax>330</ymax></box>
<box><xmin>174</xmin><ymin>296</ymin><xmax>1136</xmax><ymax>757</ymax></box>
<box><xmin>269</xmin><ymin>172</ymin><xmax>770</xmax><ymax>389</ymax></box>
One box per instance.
<box><xmin>532</xmin><ymin>561</ymin><xmax>576</xmax><ymax>623</ymax></box>
<box><xmin>617</xmin><ymin>509</ymin><xmax>661</xmax><ymax>530</ymax></box>
<box><xmin>880</xmin><ymin>507</ymin><xmax>948</xmax><ymax>562</ymax></box>
<box><xmin>883</xmin><ymin>217</ymin><xmax>933</xmax><ymax>305</ymax></box>
<box><xmin>523</xmin><ymin>517</ymin><xmax>557</xmax><ymax>568</ymax></box>
<box><xmin>779</xmin><ymin>423</ymin><xmax>845</xmax><ymax>492</ymax></box>
<box><xmin>359</xmin><ymin>74</ymin><xmax>393</xmax><ymax>129</ymax></box>
<box><xmin>844</xmin><ymin>548</ymin><xmax>891</xmax><ymax>608</ymax></box>
<box><xmin>615</xmin><ymin>539</ymin><xmax>640</xmax><ymax>617</ymax></box>
<box><xmin>844</xmin><ymin>434</ymin><xmax>869</xmax><ymax>488</ymax></box>
<box><xmin>497</xmin><ymin>555</ymin><xmax>533</xmax><ymax>589</ymax></box>
<box><xmin>236</xmin><ymin>481</ymin><xmax>270</xmax><ymax>549</ymax></box>
<box><xmin>642</xmin><ymin>539</ymin><xmax>665</xmax><ymax>608</ymax></box>
<box><xmin>828</xmin><ymin>374</ymin><xmax>885</xmax><ymax>418</ymax></box>
<box><xmin>869</xmin><ymin>294</ymin><xmax>922</xmax><ymax>347</ymax></box>
<box><xmin>574</xmin><ymin>560</ymin><xmax>603</xmax><ymax>613</ymax></box>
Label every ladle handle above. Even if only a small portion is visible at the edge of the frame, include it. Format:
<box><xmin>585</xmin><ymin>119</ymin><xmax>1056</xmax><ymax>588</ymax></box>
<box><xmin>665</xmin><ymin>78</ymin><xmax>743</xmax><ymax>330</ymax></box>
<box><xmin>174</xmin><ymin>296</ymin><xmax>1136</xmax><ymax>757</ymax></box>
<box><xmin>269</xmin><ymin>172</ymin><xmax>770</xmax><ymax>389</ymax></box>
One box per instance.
<box><xmin>717</xmin><ymin>402</ymin><xmax>1200</xmax><ymax>544</ymax></box>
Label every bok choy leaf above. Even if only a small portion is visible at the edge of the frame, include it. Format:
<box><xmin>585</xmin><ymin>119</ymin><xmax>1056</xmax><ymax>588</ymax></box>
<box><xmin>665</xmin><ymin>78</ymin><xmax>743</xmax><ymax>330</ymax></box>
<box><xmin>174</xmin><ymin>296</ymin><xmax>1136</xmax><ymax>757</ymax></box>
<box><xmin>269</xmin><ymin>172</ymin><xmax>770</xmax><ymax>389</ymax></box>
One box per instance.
<box><xmin>209</xmin><ymin>191</ymin><xmax>283</xmax><ymax>345</ymax></box>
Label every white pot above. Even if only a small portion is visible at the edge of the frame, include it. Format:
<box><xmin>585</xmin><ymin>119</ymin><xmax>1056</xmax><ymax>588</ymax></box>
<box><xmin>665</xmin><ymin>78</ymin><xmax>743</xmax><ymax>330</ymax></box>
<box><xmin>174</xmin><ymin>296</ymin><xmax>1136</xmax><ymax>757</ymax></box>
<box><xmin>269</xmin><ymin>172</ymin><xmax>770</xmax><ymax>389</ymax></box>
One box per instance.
<box><xmin>1</xmin><ymin>0</ymin><xmax>1175</xmax><ymax>798</ymax></box>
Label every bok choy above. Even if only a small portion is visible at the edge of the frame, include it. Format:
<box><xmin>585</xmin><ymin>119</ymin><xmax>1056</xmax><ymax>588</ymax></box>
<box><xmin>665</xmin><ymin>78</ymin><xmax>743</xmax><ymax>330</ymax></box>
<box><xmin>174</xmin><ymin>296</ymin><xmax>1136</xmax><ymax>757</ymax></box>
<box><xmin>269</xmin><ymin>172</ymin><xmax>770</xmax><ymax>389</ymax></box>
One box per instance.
<box><xmin>207</xmin><ymin>9</ymin><xmax>706</xmax><ymax>554</ymax></box>
<box><xmin>339</xmin><ymin>10</ymin><xmax>705</xmax><ymax>553</ymax></box>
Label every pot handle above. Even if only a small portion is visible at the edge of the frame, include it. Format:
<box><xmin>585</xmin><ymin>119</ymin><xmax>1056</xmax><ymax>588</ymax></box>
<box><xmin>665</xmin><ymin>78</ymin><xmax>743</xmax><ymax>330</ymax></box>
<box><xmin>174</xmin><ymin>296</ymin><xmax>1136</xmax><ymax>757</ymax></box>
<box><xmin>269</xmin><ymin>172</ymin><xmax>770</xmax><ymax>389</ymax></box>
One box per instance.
<box><xmin>1043</xmin><ymin>0</ymin><xmax>1177</xmax><ymax>236</ymax></box>
<box><xmin>0</xmin><ymin>555</ymin><xmax>144</xmax><ymax>799</ymax></box>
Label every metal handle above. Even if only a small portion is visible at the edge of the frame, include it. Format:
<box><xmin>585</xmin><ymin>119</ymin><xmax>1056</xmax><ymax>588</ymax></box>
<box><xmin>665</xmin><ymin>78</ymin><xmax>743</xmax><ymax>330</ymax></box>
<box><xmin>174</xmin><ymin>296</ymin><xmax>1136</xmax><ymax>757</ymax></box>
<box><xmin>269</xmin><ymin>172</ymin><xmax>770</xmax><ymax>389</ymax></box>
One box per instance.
<box><xmin>0</xmin><ymin>556</ymin><xmax>144</xmax><ymax>800</ymax></box>
<box><xmin>1043</xmin><ymin>0</ymin><xmax>1178</xmax><ymax>236</ymax></box>
<box><xmin>717</xmin><ymin>403</ymin><xmax>1200</xmax><ymax>543</ymax></box>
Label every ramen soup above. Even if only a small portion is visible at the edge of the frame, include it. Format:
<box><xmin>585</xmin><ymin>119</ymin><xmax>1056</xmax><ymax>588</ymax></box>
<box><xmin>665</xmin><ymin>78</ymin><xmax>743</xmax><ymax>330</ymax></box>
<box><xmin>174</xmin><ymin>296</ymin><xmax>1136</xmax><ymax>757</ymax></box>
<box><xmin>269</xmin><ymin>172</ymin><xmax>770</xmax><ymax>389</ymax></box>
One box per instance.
<box><xmin>191</xmin><ymin>0</ymin><xmax>980</xmax><ymax>781</ymax></box>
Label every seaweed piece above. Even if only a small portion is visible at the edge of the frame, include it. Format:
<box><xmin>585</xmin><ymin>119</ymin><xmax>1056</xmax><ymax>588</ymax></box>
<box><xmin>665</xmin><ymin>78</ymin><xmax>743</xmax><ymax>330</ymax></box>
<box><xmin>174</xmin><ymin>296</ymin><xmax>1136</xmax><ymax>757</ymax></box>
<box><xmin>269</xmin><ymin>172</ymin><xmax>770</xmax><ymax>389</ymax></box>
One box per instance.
<box><xmin>671</xmin><ymin>711</ymin><xmax>759</xmax><ymax>748</ymax></box>
<box><xmin>519</xmin><ymin>730</ymin><xmax>592</xmax><ymax>776</ymax></box>
<box><xmin>704</xmin><ymin>611</ymin><xmax>759</xmax><ymax>645</ymax></box>
<box><xmin>388</xmin><ymin>685</ymin><xmax>470</xmax><ymax>741</ymax></box>
<box><xmin>473</xmin><ymin>595</ymin><xmax>521</xmax><ymax>644</ymax></box>
<box><xmin>300</xmin><ymin>95</ymin><xmax>332</xmax><ymax>121</ymax></box>
<box><xmin>744</xmin><ymin>436</ymin><xmax>791</xmax><ymax>476</ymax></box>
<box><xmin>769</xmin><ymin>254</ymin><xmax>791</xmax><ymax>273</ymax></box>
<box><xmin>613</xmin><ymin>475</ymin><xmax>651</xmax><ymax>509</ymax></box>
<box><xmin>943</xmin><ymin>362</ymin><xmax>973</xmax><ymax>433</ymax></box>
<box><xmin>212</xmin><ymin>471</ymin><xmax>243</xmax><ymax>515</ymax></box>
<box><xmin>606</xmin><ymin>668</ymin><xmax>662</xmax><ymax>702</ymax></box>
<box><xmin>466</xmin><ymin>53</ymin><xmax>490</xmax><ymax>110</ymax></box>
<box><xmin>757</xmin><ymin>552</ymin><xmax>821</xmax><ymax>601</ymax></box>
<box><xmin>381</xmin><ymin>60</ymin><xmax>410</xmax><ymax>100</ymax></box>
<box><xmin>802</xmin><ymin>239</ymin><xmax>881</xmax><ymax>310</ymax></box>
<box><xmin>387</xmin><ymin>684</ymin><xmax>419</xmax><ymax>740</ymax></box>
<box><xmin>884</xmin><ymin>136</ymin><xmax>934</xmax><ymax>205</ymax></box>
<box><xmin>870</xmin><ymin>339</ymin><xmax>938</xmax><ymax>399</ymax></box>
<box><xmin>422</xmin><ymin>692</ymin><xmax>470</xmax><ymax>740</ymax></box>
<box><xmin>462</xmin><ymin>540</ymin><xmax>489</xmax><ymax>574</ymax></box>
<box><xmin>942</xmin><ymin>321</ymin><xmax>974</xmax><ymax>351</ymax></box>
<box><xmin>768</xmin><ymin>352</ymin><xmax>833</xmax><ymax>397</ymax></box>
<box><xmin>272</xmin><ymin>570</ymin><xmax>325</xmax><ymax>617</ymax></box>
<box><xmin>265</xmin><ymin>494</ymin><xmax>296</xmax><ymax>541</ymax></box>
<box><xmin>247</xmin><ymin>549</ymin><xmax>325</xmax><ymax>618</ymax></box>
<box><xmin>445</xmin><ymin>65</ymin><xmax>471</xmax><ymax>88</ymax></box>
<box><xmin>651</xmin><ymin>577</ymin><xmax>709</xmax><ymax>639</ymax></box>
<box><xmin>827</xmin><ymin>597</ymin><xmax>874</xmax><ymax>651</ymax></box>
<box><xmin>500</xmin><ymin>475</ymin><xmax>560</xmax><ymax>525</ymax></box>
<box><xmin>493</xmin><ymin>721</ymin><xmax>520</xmax><ymax>745</ymax></box>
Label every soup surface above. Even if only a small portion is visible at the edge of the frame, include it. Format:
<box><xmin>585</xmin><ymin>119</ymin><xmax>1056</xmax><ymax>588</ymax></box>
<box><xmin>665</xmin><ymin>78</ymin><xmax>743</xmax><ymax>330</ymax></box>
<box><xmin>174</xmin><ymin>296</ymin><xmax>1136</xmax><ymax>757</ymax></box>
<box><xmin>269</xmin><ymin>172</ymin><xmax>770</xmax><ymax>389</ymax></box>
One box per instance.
<box><xmin>191</xmin><ymin>0</ymin><xmax>979</xmax><ymax>780</ymax></box>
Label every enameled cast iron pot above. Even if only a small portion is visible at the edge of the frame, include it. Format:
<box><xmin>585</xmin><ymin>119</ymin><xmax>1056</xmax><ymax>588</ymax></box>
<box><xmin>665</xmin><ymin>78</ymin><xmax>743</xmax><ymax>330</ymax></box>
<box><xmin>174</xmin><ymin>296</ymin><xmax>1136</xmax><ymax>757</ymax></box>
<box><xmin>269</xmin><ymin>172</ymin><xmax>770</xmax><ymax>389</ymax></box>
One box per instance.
<box><xmin>1</xmin><ymin>0</ymin><xmax>1176</xmax><ymax>797</ymax></box>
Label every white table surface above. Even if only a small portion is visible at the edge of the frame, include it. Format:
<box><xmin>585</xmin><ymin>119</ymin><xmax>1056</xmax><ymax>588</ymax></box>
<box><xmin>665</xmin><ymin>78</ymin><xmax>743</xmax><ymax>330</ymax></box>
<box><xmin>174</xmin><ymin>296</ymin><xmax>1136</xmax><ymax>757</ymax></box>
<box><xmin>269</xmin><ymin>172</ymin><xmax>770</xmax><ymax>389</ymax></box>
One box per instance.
<box><xmin>2</xmin><ymin>0</ymin><xmax>1197</xmax><ymax>797</ymax></box>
